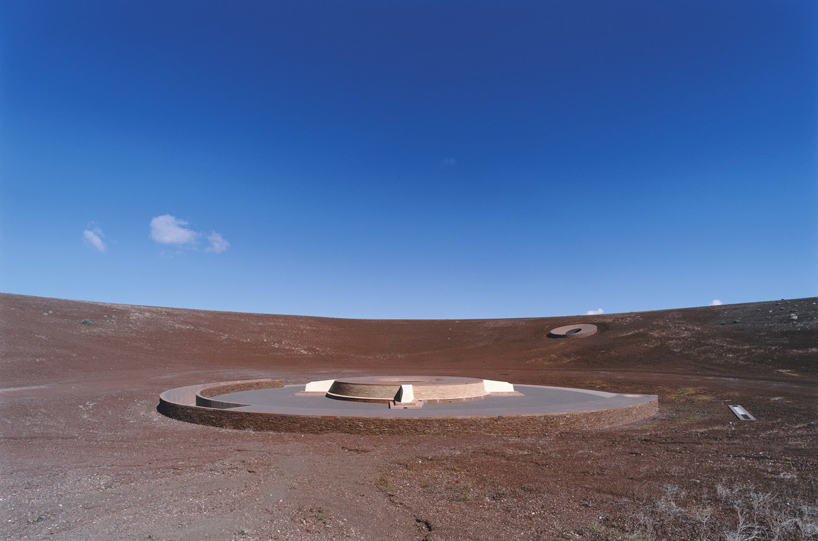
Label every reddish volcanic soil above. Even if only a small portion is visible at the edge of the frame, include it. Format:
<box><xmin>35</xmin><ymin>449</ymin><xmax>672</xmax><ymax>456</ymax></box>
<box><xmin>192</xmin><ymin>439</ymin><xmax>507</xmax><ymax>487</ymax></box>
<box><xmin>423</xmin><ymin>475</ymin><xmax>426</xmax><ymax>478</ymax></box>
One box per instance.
<box><xmin>1</xmin><ymin>293</ymin><xmax>816</xmax><ymax>540</ymax></box>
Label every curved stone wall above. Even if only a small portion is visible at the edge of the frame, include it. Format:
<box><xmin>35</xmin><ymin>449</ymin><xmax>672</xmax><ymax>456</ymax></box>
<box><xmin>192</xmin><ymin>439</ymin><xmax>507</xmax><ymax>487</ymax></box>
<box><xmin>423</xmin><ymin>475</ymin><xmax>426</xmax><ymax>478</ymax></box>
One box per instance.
<box><xmin>326</xmin><ymin>376</ymin><xmax>489</xmax><ymax>403</ymax></box>
<box><xmin>158</xmin><ymin>378</ymin><xmax>659</xmax><ymax>436</ymax></box>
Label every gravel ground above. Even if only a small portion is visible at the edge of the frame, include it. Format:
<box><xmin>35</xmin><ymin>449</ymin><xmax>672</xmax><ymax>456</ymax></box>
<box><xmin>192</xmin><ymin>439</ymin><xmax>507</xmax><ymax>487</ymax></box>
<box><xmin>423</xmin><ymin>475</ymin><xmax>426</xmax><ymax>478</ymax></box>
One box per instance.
<box><xmin>1</xmin><ymin>293</ymin><xmax>816</xmax><ymax>540</ymax></box>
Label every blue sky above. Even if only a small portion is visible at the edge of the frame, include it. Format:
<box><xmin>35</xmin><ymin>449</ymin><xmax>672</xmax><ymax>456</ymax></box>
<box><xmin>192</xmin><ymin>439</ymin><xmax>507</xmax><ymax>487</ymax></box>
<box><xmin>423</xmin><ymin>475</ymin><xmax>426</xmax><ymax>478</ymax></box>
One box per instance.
<box><xmin>1</xmin><ymin>1</ymin><xmax>816</xmax><ymax>319</ymax></box>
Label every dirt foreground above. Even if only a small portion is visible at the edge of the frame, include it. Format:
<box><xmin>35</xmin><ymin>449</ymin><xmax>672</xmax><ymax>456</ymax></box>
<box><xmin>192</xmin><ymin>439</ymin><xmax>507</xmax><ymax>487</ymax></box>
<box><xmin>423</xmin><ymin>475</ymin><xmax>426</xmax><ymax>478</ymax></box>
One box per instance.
<box><xmin>1</xmin><ymin>293</ymin><xmax>816</xmax><ymax>540</ymax></box>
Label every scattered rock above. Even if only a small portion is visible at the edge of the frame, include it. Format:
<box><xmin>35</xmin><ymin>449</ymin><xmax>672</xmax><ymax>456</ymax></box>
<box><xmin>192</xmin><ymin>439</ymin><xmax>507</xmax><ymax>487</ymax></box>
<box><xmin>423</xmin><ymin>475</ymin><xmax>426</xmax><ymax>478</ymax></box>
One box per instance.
<box><xmin>789</xmin><ymin>314</ymin><xmax>798</xmax><ymax>321</ymax></box>
<box><xmin>80</xmin><ymin>319</ymin><xmax>94</xmax><ymax>325</ymax></box>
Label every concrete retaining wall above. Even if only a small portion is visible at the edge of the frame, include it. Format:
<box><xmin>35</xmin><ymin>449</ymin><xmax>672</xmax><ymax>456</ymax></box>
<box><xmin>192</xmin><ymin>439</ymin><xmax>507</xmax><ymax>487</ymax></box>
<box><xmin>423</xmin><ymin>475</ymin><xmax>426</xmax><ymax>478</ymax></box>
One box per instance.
<box><xmin>158</xmin><ymin>380</ymin><xmax>658</xmax><ymax>436</ymax></box>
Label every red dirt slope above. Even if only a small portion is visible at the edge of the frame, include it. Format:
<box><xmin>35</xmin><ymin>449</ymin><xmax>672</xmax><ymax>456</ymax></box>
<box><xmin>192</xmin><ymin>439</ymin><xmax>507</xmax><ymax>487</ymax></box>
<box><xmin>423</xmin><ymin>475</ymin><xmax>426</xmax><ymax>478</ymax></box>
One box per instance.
<box><xmin>1</xmin><ymin>293</ymin><xmax>816</xmax><ymax>540</ymax></box>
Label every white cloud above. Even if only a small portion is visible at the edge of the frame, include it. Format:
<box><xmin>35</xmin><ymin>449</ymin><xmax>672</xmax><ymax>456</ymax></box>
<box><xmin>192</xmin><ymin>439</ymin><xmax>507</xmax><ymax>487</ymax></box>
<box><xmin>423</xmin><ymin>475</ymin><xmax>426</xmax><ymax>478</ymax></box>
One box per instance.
<box><xmin>150</xmin><ymin>215</ymin><xmax>197</xmax><ymax>245</ymax></box>
<box><xmin>83</xmin><ymin>226</ymin><xmax>107</xmax><ymax>252</ymax></box>
<box><xmin>585</xmin><ymin>308</ymin><xmax>604</xmax><ymax>315</ymax></box>
<box><xmin>205</xmin><ymin>232</ymin><xmax>230</xmax><ymax>253</ymax></box>
<box><xmin>149</xmin><ymin>214</ymin><xmax>229</xmax><ymax>254</ymax></box>
<box><xmin>710</xmin><ymin>299</ymin><xmax>723</xmax><ymax>306</ymax></box>
<box><xmin>441</xmin><ymin>157</ymin><xmax>456</xmax><ymax>166</ymax></box>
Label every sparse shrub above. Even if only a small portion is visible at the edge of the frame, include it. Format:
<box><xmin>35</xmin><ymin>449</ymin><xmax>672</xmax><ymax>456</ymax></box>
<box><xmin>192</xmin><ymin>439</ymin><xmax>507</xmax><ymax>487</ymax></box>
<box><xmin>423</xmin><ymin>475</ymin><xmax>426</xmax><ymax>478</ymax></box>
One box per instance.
<box><xmin>630</xmin><ymin>484</ymin><xmax>818</xmax><ymax>540</ymax></box>
<box><xmin>374</xmin><ymin>475</ymin><xmax>391</xmax><ymax>493</ymax></box>
<box><xmin>312</xmin><ymin>507</ymin><xmax>325</xmax><ymax>522</ymax></box>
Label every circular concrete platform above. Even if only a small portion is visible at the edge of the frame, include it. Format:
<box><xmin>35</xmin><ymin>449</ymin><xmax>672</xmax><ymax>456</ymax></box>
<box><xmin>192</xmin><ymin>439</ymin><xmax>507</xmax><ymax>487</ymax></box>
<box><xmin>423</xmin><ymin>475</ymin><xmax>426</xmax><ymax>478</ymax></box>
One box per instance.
<box><xmin>549</xmin><ymin>323</ymin><xmax>598</xmax><ymax>338</ymax></box>
<box><xmin>159</xmin><ymin>377</ymin><xmax>658</xmax><ymax>435</ymax></box>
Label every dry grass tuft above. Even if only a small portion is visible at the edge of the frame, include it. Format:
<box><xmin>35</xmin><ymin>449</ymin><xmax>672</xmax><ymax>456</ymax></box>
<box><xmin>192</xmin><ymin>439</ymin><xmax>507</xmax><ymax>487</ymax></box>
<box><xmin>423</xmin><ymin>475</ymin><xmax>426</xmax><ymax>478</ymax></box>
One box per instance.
<box><xmin>628</xmin><ymin>484</ymin><xmax>818</xmax><ymax>540</ymax></box>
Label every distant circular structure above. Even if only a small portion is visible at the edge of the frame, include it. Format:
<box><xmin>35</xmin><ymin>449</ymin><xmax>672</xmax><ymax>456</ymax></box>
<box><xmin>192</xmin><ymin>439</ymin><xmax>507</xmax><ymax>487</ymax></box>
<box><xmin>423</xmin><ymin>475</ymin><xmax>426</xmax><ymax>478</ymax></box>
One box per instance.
<box><xmin>158</xmin><ymin>375</ymin><xmax>657</xmax><ymax>435</ymax></box>
<box><xmin>549</xmin><ymin>323</ymin><xmax>598</xmax><ymax>338</ymax></box>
